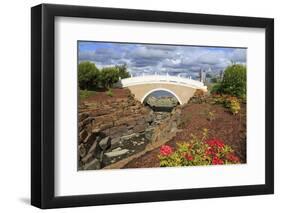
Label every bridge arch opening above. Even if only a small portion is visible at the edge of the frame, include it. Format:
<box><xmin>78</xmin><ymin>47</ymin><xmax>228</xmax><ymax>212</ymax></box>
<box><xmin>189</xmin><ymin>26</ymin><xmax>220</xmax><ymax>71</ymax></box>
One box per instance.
<box><xmin>141</xmin><ymin>88</ymin><xmax>181</xmax><ymax>111</ymax></box>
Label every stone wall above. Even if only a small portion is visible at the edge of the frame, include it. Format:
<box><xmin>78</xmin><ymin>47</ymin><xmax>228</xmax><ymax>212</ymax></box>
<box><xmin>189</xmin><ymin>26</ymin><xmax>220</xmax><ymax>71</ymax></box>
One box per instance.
<box><xmin>78</xmin><ymin>93</ymin><xmax>154</xmax><ymax>170</ymax></box>
<box><xmin>151</xmin><ymin>107</ymin><xmax>182</xmax><ymax>144</ymax></box>
<box><xmin>103</xmin><ymin>106</ymin><xmax>183</xmax><ymax>170</ymax></box>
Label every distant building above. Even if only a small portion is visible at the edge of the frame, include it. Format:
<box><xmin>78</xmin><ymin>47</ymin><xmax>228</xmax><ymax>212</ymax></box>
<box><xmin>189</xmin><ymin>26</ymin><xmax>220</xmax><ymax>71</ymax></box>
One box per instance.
<box><xmin>199</xmin><ymin>69</ymin><xmax>206</xmax><ymax>83</ymax></box>
<box><xmin>219</xmin><ymin>70</ymin><xmax>224</xmax><ymax>81</ymax></box>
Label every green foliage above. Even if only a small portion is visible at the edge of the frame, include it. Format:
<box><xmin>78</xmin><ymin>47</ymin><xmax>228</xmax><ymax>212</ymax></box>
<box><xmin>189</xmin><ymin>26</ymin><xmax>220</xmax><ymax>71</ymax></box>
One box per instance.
<box><xmin>158</xmin><ymin>129</ymin><xmax>240</xmax><ymax>167</ymax></box>
<box><xmin>115</xmin><ymin>63</ymin><xmax>130</xmax><ymax>79</ymax></box>
<box><xmin>79</xmin><ymin>90</ymin><xmax>95</xmax><ymax>100</ymax></box>
<box><xmin>78</xmin><ymin>61</ymin><xmax>100</xmax><ymax>90</ymax></box>
<box><xmin>211</xmin><ymin>95</ymin><xmax>241</xmax><ymax>115</ymax></box>
<box><xmin>210</xmin><ymin>83</ymin><xmax>222</xmax><ymax>94</ymax></box>
<box><xmin>224</xmin><ymin>96</ymin><xmax>240</xmax><ymax>115</ymax></box>
<box><xmin>99</xmin><ymin>67</ymin><xmax>120</xmax><ymax>89</ymax></box>
<box><xmin>78</xmin><ymin>61</ymin><xmax>130</xmax><ymax>90</ymax></box>
<box><xmin>210</xmin><ymin>64</ymin><xmax>246</xmax><ymax>99</ymax></box>
<box><xmin>220</xmin><ymin>64</ymin><xmax>246</xmax><ymax>98</ymax></box>
<box><xmin>106</xmin><ymin>89</ymin><xmax>114</xmax><ymax>97</ymax></box>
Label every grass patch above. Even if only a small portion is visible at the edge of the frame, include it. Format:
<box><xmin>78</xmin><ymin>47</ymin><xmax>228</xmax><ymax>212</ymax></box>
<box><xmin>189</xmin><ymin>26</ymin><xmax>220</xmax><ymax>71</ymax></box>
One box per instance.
<box><xmin>79</xmin><ymin>90</ymin><xmax>95</xmax><ymax>100</ymax></box>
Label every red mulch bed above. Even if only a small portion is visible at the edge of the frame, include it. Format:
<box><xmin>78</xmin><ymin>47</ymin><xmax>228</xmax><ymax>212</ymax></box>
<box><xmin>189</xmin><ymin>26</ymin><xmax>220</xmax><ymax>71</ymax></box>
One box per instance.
<box><xmin>124</xmin><ymin>102</ymin><xmax>246</xmax><ymax>169</ymax></box>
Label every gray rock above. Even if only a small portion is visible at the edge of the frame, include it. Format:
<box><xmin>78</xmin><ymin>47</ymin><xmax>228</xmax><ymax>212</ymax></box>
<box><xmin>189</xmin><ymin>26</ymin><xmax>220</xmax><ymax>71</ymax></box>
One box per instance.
<box><xmin>83</xmin><ymin>158</ymin><xmax>101</xmax><ymax>170</ymax></box>
<box><xmin>83</xmin><ymin>133</ymin><xmax>94</xmax><ymax>144</ymax></box>
<box><xmin>144</xmin><ymin>128</ymin><xmax>154</xmax><ymax>140</ymax></box>
<box><xmin>99</xmin><ymin>136</ymin><xmax>111</xmax><ymax>150</ymax></box>
<box><xmin>120</xmin><ymin>133</ymin><xmax>138</xmax><ymax>141</ymax></box>
<box><xmin>88</xmin><ymin>140</ymin><xmax>98</xmax><ymax>154</ymax></box>
<box><xmin>79</xmin><ymin>112</ymin><xmax>90</xmax><ymax>122</ymax></box>
<box><xmin>171</xmin><ymin>121</ymin><xmax>178</xmax><ymax>132</ymax></box>
<box><xmin>111</xmin><ymin>137</ymin><xmax>121</xmax><ymax>146</ymax></box>
<box><xmin>81</xmin><ymin>152</ymin><xmax>93</xmax><ymax>164</ymax></box>
<box><xmin>78</xmin><ymin>144</ymin><xmax>87</xmax><ymax>158</ymax></box>
<box><xmin>145</xmin><ymin>112</ymin><xmax>154</xmax><ymax>123</ymax></box>
<box><xmin>133</xmin><ymin>124</ymin><xmax>146</xmax><ymax>133</ymax></box>
<box><xmin>83</xmin><ymin>116</ymin><xmax>95</xmax><ymax>125</ymax></box>
<box><xmin>104</xmin><ymin>148</ymin><xmax>129</xmax><ymax>158</ymax></box>
<box><xmin>79</xmin><ymin>129</ymin><xmax>88</xmax><ymax>142</ymax></box>
<box><xmin>138</xmin><ymin>141</ymin><xmax>145</xmax><ymax>145</ymax></box>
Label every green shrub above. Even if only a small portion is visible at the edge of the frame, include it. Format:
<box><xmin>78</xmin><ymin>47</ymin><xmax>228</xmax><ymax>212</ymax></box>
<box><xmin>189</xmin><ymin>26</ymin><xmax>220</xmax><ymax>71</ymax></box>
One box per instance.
<box><xmin>115</xmin><ymin>63</ymin><xmax>130</xmax><ymax>79</ymax></box>
<box><xmin>220</xmin><ymin>64</ymin><xmax>246</xmax><ymax>98</ymax></box>
<box><xmin>78</xmin><ymin>62</ymin><xmax>130</xmax><ymax>90</ymax></box>
<box><xmin>210</xmin><ymin>83</ymin><xmax>222</xmax><ymax>94</ymax></box>
<box><xmin>78</xmin><ymin>61</ymin><xmax>100</xmax><ymax>90</ymax></box>
<box><xmin>210</xmin><ymin>94</ymin><xmax>226</xmax><ymax>105</ymax></box>
<box><xmin>211</xmin><ymin>95</ymin><xmax>241</xmax><ymax>115</ymax></box>
<box><xmin>100</xmin><ymin>67</ymin><xmax>120</xmax><ymax>89</ymax></box>
<box><xmin>224</xmin><ymin>97</ymin><xmax>240</xmax><ymax>115</ymax></box>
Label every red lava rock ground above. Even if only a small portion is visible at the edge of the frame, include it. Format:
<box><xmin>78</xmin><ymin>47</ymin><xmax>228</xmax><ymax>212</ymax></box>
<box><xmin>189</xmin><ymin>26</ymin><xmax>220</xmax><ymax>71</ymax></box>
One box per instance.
<box><xmin>124</xmin><ymin>102</ymin><xmax>246</xmax><ymax>169</ymax></box>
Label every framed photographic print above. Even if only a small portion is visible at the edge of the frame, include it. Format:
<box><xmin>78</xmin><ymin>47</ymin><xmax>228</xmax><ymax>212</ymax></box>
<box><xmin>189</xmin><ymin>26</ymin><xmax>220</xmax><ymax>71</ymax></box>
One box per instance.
<box><xmin>31</xmin><ymin>3</ymin><xmax>274</xmax><ymax>209</ymax></box>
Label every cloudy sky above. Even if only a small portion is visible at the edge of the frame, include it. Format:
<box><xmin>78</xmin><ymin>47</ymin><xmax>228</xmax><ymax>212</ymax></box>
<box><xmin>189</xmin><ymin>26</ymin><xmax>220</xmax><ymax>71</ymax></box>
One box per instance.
<box><xmin>78</xmin><ymin>41</ymin><xmax>246</xmax><ymax>79</ymax></box>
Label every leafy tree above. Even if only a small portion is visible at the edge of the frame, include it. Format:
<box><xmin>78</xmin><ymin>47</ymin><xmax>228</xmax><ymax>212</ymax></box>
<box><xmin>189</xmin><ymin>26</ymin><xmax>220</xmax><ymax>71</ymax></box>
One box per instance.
<box><xmin>115</xmin><ymin>63</ymin><xmax>130</xmax><ymax>79</ymax></box>
<box><xmin>211</xmin><ymin>64</ymin><xmax>246</xmax><ymax>98</ymax></box>
<box><xmin>210</xmin><ymin>83</ymin><xmax>222</xmax><ymax>94</ymax></box>
<box><xmin>220</xmin><ymin>64</ymin><xmax>246</xmax><ymax>98</ymax></box>
<box><xmin>78</xmin><ymin>61</ymin><xmax>100</xmax><ymax>90</ymax></box>
<box><xmin>99</xmin><ymin>67</ymin><xmax>120</xmax><ymax>89</ymax></box>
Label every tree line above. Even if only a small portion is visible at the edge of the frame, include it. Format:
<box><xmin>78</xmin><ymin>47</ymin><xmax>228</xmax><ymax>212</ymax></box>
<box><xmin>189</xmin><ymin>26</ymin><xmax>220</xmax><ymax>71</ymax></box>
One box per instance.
<box><xmin>211</xmin><ymin>64</ymin><xmax>246</xmax><ymax>99</ymax></box>
<box><xmin>78</xmin><ymin>61</ymin><xmax>130</xmax><ymax>90</ymax></box>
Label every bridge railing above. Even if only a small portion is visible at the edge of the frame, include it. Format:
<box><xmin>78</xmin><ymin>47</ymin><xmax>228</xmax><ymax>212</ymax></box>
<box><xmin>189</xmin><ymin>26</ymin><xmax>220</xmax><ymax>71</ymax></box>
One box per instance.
<box><xmin>120</xmin><ymin>74</ymin><xmax>206</xmax><ymax>90</ymax></box>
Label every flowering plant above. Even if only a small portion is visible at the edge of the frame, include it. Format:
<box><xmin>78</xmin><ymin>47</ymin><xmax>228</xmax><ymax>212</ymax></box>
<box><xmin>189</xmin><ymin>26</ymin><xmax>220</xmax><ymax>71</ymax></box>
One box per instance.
<box><xmin>211</xmin><ymin>95</ymin><xmax>241</xmax><ymax>115</ymax></box>
<box><xmin>158</xmin><ymin>129</ymin><xmax>240</xmax><ymax>167</ymax></box>
<box><xmin>225</xmin><ymin>97</ymin><xmax>240</xmax><ymax>114</ymax></box>
<box><xmin>160</xmin><ymin>145</ymin><xmax>173</xmax><ymax>156</ymax></box>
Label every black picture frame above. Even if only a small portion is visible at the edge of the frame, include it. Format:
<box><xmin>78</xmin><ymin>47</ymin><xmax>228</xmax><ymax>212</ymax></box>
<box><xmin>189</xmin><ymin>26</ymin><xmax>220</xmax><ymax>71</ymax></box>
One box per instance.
<box><xmin>31</xmin><ymin>3</ymin><xmax>274</xmax><ymax>209</ymax></box>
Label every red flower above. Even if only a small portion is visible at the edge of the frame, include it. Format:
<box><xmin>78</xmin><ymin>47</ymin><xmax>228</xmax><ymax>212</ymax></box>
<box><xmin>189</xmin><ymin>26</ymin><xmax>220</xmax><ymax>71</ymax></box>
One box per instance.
<box><xmin>205</xmin><ymin>147</ymin><xmax>214</xmax><ymax>156</ymax></box>
<box><xmin>206</xmin><ymin>140</ymin><xmax>216</xmax><ymax>147</ymax></box>
<box><xmin>216</xmin><ymin>140</ymin><xmax>224</xmax><ymax>148</ymax></box>
<box><xmin>212</xmin><ymin>156</ymin><xmax>224</xmax><ymax>165</ymax></box>
<box><xmin>206</xmin><ymin>139</ymin><xmax>224</xmax><ymax>148</ymax></box>
<box><xmin>185</xmin><ymin>154</ymin><xmax>193</xmax><ymax>161</ymax></box>
<box><xmin>160</xmin><ymin>145</ymin><xmax>173</xmax><ymax>156</ymax></box>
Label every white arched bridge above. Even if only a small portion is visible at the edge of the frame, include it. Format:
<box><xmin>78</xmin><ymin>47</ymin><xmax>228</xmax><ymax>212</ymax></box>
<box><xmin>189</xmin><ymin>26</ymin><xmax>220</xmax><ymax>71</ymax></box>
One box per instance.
<box><xmin>118</xmin><ymin>74</ymin><xmax>207</xmax><ymax>105</ymax></box>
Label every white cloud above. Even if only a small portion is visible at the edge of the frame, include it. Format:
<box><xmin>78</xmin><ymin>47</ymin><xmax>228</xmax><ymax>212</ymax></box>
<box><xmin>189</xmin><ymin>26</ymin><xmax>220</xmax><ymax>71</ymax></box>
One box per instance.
<box><xmin>79</xmin><ymin>42</ymin><xmax>247</xmax><ymax>78</ymax></box>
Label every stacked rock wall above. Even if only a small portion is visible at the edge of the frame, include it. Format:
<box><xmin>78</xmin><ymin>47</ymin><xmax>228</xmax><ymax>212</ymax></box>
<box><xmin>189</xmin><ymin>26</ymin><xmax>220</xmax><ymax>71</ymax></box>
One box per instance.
<box><xmin>78</xmin><ymin>94</ymin><xmax>153</xmax><ymax>169</ymax></box>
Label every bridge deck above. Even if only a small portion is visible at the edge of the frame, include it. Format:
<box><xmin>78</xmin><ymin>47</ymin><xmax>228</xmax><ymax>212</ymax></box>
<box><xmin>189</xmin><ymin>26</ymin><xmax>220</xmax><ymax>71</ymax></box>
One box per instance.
<box><xmin>120</xmin><ymin>75</ymin><xmax>207</xmax><ymax>91</ymax></box>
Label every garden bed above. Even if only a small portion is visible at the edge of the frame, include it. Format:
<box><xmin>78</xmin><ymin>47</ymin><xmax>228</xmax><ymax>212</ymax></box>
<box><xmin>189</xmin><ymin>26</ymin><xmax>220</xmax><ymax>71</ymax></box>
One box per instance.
<box><xmin>124</xmin><ymin>100</ymin><xmax>246</xmax><ymax>169</ymax></box>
